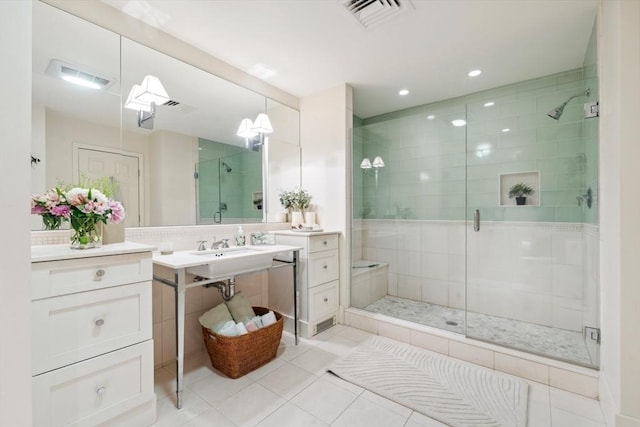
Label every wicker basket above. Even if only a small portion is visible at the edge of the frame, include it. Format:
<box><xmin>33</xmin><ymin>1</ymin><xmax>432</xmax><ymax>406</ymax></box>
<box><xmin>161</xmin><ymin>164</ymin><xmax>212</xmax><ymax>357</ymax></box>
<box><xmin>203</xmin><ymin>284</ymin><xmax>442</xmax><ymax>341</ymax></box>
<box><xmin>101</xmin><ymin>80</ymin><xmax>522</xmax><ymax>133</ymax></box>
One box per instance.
<box><xmin>201</xmin><ymin>306</ymin><xmax>284</xmax><ymax>379</ymax></box>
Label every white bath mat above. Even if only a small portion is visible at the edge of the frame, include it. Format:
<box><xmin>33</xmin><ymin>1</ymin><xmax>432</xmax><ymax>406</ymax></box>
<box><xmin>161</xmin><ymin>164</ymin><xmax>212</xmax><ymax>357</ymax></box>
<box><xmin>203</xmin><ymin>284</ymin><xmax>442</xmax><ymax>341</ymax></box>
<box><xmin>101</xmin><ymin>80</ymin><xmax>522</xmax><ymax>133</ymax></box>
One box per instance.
<box><xmin>328</xmin><ymin>336</ymin><xmax>528</xmax><ymax>427</ymax></box>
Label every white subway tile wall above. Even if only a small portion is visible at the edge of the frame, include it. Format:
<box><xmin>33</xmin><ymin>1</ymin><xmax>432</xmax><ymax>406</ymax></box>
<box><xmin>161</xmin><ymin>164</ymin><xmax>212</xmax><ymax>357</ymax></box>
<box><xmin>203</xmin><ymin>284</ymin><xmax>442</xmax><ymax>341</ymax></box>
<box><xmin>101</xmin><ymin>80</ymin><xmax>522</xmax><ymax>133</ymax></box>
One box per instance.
<box><xmin>353</xmin><ymin>219</ymin><xmax>598</xmax><ymax>334</ymax></box>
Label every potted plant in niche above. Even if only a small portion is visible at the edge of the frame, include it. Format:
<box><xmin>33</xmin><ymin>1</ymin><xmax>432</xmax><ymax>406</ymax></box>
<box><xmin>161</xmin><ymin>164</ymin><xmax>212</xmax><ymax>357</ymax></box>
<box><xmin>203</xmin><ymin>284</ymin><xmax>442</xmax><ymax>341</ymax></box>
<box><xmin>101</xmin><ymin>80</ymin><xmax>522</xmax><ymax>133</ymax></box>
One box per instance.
<box><xmin>508</xmin><ymin>182</ymin><xmax>534</xmax><ymax>206</ymax></box>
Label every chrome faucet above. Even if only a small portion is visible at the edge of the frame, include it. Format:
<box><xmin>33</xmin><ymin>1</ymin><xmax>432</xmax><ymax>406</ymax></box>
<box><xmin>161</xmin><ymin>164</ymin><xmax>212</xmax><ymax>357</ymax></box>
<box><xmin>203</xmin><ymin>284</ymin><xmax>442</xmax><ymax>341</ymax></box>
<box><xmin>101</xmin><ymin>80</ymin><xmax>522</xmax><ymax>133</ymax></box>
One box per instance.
<box><xmin>196</xmin><ymin>240</ymin><xmax>207</xmax><ymax>251</ymax></box>
<box><xmin>211</xmin><ymin>238</ymin><xmax>230</xmax><ymax>249</ymax></box>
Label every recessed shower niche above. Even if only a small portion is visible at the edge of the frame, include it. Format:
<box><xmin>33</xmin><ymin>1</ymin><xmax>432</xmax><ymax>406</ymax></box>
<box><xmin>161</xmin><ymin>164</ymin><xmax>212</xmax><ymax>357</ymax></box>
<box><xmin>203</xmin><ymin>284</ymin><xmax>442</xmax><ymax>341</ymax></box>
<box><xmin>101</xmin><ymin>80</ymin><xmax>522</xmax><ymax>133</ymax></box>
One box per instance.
<box><xmin>499</xmin><ymin>171</ymin><xmax>540</xmax><ymax>206</ymax></box>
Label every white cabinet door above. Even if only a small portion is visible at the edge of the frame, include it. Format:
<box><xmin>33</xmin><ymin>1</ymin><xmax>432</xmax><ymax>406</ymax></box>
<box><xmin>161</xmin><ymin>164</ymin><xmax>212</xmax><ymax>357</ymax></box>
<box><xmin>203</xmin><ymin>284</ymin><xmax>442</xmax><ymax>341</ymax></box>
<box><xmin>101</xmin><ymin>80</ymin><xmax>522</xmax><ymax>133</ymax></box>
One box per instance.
<box><xmin>32</xmin><ymin>341</ymin><xmax>155</xmax><ymax>427</ymax></box>
<box><xmin>31</xmin><ymin>252</ymin><xmax>152</xmax><ymax>300</ymax></box>
<box><xmin>32</xmin><ymin>282</ymin><xmax>152</xmax><ymax>375</ymax></box>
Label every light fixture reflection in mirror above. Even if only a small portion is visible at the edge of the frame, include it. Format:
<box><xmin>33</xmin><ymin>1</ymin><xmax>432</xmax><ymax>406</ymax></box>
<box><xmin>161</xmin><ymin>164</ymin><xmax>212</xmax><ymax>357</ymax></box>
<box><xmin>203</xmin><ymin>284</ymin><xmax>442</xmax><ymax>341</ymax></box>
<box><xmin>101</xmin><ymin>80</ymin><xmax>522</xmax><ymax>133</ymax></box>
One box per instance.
<box><xmin>124</xmin><ymin>75</ymin><xmax>170</xmax><ymax>129</ymax></box>
<box><xmin>237</xmin><ymin>112</ymin><xmax>274</xmax><ymax>151</ymax></box>
<box><xmin>361</xmin><ymin>156</ymin><xmax>385</xmax><ymax>186</ymax></box>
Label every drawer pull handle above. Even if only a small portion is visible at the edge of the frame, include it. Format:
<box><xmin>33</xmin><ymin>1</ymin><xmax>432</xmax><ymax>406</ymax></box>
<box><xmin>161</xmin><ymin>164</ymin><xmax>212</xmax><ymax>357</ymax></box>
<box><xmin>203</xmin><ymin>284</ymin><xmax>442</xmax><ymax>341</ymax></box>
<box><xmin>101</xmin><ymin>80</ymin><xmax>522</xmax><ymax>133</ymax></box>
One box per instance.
<box><xmin>95</xmin><ymin>269</ymin><xmax>106</xmax><ymax>278</ymax></box>
<box><xmin>323</xmin><ymin>265</ymin><xmax>328</xmax><ymax>269</ymax></box>
<box><xmin>94</xmin><ymin>318</ymin><xmax>105</xmax><ymax>327</ymax></box>
<box><xmin>96</xmin><ymin>386</ymin><xmax>106</xmax><ymax>397</ymax></box>
<box><xmin>323</xmin><ymin>297</ymin><xmax>328</xmax><ymax>303</ymax></box>
<box><xmin>323</xmin><ymin>241</ymin><xmax>328</xmax><ymax>246</ymax></box>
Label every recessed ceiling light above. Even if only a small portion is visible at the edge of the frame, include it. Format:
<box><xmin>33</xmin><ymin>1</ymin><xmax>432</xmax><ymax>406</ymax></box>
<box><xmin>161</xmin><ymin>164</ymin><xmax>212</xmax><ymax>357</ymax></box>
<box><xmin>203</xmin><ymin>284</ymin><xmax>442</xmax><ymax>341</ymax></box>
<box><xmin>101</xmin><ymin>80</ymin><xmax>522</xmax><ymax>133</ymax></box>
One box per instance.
<box><xmin>451</xmin><ymin>119</ymin><xmax>467</xmax><ymax>127</ymax></box>
<box><xmin>484</xmin><ymin>101</ymin><xmax>495</xmax><ymax>107</ymax></box>
<box><xmin>399</xmin><ymin>89</ymin><xmax>409</xmax><ymax>96</ymax></box>
<box><xmin>426</xmin><ymin>115</ymin><xmax>435</xmax><ymax>120</ymax></box>
<box><xmin>248</xmin><ymin>63</ymin><xmax>277</xmax><ymax>80</ymax></box>
<box><xmin>468</xmin><ymin>69</ymin><xmax>482</xmax><ymax>77</ymax></box>
<box><xmin>501</xmin><ymin>128</ymin><xmax>511</xmax><ymax>132</ymax></box>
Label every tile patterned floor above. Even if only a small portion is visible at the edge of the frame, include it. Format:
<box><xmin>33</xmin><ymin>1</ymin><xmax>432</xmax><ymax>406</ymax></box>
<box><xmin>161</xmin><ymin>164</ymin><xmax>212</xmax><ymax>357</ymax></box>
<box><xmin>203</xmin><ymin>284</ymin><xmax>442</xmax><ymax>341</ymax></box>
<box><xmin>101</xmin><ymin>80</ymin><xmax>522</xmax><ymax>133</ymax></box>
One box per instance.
<box><xmin>364</xmin><ymin>296</ymin><xmax>594</xmax><ymax>366</ymax></box>
<box><xmin>152</xmin><ymin>325</ymin><xmax>607</xmax><ymax>427</ymax></box>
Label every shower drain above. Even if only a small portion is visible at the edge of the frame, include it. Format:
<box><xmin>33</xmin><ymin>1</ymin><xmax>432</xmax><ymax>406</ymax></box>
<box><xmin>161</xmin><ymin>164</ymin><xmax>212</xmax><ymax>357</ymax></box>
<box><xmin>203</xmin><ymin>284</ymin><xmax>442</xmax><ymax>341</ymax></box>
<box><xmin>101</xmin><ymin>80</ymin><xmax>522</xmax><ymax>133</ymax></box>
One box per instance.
<box><xmin>445</xmin><ymin>320</ymin><xmax>458</xmax><ymax>326</ymax></box>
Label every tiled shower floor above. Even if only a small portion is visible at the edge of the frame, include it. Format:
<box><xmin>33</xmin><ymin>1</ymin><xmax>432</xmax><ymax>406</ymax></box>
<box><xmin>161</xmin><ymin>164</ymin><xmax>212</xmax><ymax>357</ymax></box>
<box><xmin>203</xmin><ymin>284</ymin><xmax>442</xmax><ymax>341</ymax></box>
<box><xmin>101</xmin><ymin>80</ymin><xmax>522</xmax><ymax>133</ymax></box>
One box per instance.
<box><xmin>364</xmin><ymin>296</ymin><xmax>594</xmax><ymax>366</ymax></box>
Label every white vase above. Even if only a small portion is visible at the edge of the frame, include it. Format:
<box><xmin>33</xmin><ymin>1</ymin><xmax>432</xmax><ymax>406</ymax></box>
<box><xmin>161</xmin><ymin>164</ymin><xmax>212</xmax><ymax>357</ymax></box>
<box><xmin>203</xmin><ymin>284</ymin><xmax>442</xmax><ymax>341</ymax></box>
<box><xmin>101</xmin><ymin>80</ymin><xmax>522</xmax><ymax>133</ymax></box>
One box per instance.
<box><xmin>291</xmin><ymin>211</ymin><xmax>304</xmax><ymax>229</ymax></box>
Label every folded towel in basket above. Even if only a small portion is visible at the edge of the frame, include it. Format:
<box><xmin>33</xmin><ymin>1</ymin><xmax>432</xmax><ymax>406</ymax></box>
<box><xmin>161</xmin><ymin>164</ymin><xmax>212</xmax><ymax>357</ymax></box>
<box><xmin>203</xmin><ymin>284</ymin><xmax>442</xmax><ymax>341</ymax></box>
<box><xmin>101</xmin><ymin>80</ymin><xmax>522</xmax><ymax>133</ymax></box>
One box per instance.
<box><xmin>199</xmin><ymin>304</ymin><xmax>234</xmax><ymax>332</ymax></box>
<box><xmin>261</xmin><ymin>310</ymin><xmax>277</xmax><ymax>327</ymax></box>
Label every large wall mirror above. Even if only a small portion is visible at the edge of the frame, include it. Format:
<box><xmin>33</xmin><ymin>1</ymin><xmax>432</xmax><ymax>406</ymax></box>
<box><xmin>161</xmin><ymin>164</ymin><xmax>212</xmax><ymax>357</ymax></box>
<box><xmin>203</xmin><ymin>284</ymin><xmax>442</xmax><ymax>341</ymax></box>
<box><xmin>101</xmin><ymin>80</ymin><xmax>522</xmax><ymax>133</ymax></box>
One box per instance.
<box><xmin>31</xmin><ymin>1</ymin><xmax>300</xmax><ymax>230</ymax></box>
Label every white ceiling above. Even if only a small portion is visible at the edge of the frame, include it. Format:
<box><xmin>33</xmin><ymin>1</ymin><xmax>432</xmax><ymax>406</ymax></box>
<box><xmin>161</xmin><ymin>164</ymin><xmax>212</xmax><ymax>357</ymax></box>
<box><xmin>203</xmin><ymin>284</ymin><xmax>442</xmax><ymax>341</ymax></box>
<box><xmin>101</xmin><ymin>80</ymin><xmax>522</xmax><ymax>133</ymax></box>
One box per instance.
<box><xmin>101</xmin><ymin>0</ymin><xmax>597</xmax><ymax>119</ymax></box>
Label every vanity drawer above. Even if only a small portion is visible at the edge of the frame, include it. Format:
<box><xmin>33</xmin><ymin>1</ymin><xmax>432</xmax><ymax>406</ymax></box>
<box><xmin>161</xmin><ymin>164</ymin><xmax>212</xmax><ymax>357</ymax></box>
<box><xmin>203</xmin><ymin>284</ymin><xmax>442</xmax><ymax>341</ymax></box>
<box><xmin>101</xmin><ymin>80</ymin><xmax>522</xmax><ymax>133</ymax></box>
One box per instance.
<box><xmin>32</xmin><ymin>340</ymin><xmax>154</xmax><ymax>427</ymax></box>
<box><xmin>308</xmin><ymin>280</ymin><xmax>339</xmax><ymax>322</ymax></box>
<box><xmin>31</xmin><ymin>282</ymin><xmax>152</xmax><ymax>375</ymax></box>
<box><xmin>31</xmin><ymin>252</ymin><xmax>152</xmax><ymax>300</ymax></box>
<box><xmin>308</xmin><ymin>250</ymin><xmax>339</xmax><ymax>287</ymax></box>
<box><xmin>308</xmin><ymin>234</ymin><xmax>338</xmax><ymax>253</ymax></box>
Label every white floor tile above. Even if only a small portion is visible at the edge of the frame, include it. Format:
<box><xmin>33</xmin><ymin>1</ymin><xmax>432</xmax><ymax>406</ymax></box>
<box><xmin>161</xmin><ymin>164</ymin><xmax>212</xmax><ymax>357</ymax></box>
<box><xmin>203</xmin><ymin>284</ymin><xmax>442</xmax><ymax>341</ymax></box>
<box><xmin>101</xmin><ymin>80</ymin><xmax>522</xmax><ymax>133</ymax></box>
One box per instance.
<box><xmin>528</xmin><ymin>399</ymin><xmax>552</xmax><ymax>427</ymax></box>
<box><xmin>216</xmin><ymin>382</ymin><xmax>286</xmax><ymax>426</ymax></box>
<box><xmin>180</xmin><ymin>407</ymin><xmax>236</xmax><ymax>427</ymax></box>
<box><xmin>333</xmin><ymin>325</ymin><xmax>375</xmax><ymax>343</ymax></box>
<box><xmin>528</xmin><ymin>381</ymin><xmax>551</xmax><ymax>405</ymax></box>
<box><xmin>549</xmin><ymin>387</ymin><xmax>605</xmax><ymax>422</ymax></box>
<box><xmin>150</xmin><ymin>325</ymin><xmax>606</xmax><ymax>427</ymax></box>
<box><xmin>361</xmin><ymin>390</ymin><xmax>412</xmax><ymax>418</ymax></box>
<box><xmin>256</xmin><ymin>402</ymin><xmax>328</xmax><ymax>427</ymax></box>
<box><xmin>290</xmin><ymin>377</ymin><xmax>359</xmax><ymax>424</ymax></box>
<box><xmin>319</xmin><ymin>372</ymin><xmax>364</xmax><ymax>395</ymax></box>
<box><xmin>550</xmin><ymin>408</ymin><xmax>607</xmax><ymax>427</ymax></box>
<box><xmin>314</xmin><ymin>334</ymin><xmax>362</xmax><ymax>356</ymax></box>
<box><xmin>188</xmin><ymin>371</ymin><xmax>253</xmax><ymax>407</ymax></box>
<box><xmin>277</xmin><ymin>335</ymin><xmax>314</xmax><ymax>361</ymax></box>
<box><xmin>154</xmin><ymin>367</ymin><xmax>177</xmax><ymax>400</ymax></box>
<box><xmin>154</xmin><ymin>388</ymin><xmax>211</xmax><ymax>427</ymax></box>
<box><xmin>258</xmin><ymin>362</ymin><xmax>318</xmax><ymax>399</ymax></box>
<box><xmin>245</xmin><ymin>357</ymin><xmax>286</xmax><ymax>381</ymax></box>
<box><xmin>406</xmin><ymin>411</ymin><xmax>449</xmax><ymax>427</ymax></box>
<box><xmin>289</xmin><ymin>347</ymin><xmax>339</xmax><ymax>375</ymax></box>
<box><xmin>331</xmin><ymin>395</ymin><xmax>408</xmax><ymax>427</ymax></box>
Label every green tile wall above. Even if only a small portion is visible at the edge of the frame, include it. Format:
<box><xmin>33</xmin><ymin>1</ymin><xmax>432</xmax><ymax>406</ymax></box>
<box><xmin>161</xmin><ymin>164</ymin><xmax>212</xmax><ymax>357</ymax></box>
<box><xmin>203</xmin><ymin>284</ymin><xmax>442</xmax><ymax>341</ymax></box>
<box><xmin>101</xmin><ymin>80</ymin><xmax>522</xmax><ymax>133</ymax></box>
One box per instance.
<box><xmin>354</xmin><ymin>64</ymin><xmax>598</xmax><ymax>224</ymax></box>
<box><xmin>198</xmin><ymin>138</ymin><xmax>262</xmax><ymax>222</ymax></box>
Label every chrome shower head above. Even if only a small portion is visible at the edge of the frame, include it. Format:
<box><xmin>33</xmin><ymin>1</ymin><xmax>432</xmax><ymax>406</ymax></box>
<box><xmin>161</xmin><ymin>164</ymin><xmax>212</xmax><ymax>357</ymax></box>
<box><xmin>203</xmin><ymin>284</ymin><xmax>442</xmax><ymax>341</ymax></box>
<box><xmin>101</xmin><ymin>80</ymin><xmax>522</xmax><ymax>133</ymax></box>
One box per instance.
<box><xmin>221</xmin><ymin>161</ymin><xmax>232</xmax><ymax>173</ymax></box>
<box><xmin>547</xmin><ymin>105</ymin><xmax>565</xmax><ymax>120</ymax></box>
<box><xmin>547</xmin><ymin>88</ymin><xmax>591</xmax><ymax>120</ymax></box>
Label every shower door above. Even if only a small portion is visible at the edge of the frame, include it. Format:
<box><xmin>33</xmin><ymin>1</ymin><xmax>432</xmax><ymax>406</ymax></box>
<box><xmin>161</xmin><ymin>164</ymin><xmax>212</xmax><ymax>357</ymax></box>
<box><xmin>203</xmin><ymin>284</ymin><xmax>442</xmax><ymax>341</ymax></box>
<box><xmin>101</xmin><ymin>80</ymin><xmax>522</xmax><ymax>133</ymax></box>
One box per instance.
<box><xmin>464</xmin><ymin>77</ymin><xmax>600</xmax><ymax>367</ymax></box>
<box><xmin>196</xmin><ymin>151</ymin><xmax>263</xmax><ymax>224</ymax></box>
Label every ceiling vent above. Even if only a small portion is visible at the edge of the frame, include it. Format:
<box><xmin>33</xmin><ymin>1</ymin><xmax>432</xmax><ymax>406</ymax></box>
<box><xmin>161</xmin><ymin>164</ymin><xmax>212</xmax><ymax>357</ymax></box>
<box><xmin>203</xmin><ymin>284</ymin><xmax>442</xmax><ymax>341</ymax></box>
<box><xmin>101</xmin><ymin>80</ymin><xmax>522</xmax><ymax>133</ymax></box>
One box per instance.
<box><xmin>158</xmin><ymin>99</ymin><xmax>196</xmax><ymax>114</ymax></box>
<box><xmin>45</xmin><ymin>59</ymin><xmax>116</xmax><ymax>90</ymax></box>
<box><xmin>343</xmin><ymin>0</ymin><xmax>414</xmax><ymax>29</ymax></box>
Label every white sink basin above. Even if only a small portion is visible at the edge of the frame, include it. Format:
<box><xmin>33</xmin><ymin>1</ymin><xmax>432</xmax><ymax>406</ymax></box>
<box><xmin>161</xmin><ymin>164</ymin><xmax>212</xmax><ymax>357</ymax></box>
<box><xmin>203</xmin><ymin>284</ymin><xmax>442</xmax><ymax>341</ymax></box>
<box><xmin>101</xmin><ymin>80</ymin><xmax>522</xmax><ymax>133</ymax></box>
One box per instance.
<box><xmin>186</xmin><ymin>246</ymin><xmax>275</xmax><ymax>279</ymax></box>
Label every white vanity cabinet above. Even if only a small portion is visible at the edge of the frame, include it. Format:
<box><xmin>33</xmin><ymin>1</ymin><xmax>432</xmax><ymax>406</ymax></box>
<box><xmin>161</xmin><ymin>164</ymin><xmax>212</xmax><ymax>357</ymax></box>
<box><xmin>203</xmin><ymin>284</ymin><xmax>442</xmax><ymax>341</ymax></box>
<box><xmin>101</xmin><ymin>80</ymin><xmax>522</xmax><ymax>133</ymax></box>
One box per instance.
<box><xmin>31</xmin><ymin>242</ymin><xmax>156</xmax><ymax>427</ymax></box>
<box><xmin>273</xmin><ymin>231</ymin><xmax>340</xmax><ymax>337</ymax></box>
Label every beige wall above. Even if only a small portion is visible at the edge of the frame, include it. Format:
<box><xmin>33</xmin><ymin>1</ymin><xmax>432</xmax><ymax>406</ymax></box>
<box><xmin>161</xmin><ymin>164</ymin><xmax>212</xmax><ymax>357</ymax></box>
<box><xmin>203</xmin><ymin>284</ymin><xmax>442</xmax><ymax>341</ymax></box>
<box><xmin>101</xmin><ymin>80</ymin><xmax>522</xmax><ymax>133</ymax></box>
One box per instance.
<box><xmin>0</xmin><ymin>1</ymin><xmax>32</xmax><ymax>425</ymax></box>
<box><xmin>299</xmin><ymin>84</ymin><xmax>353</xmax><ymax>319</ymax></box>
<box><xmin>148</xmin><ymin>130</ymin><xmax>198</xmax><ymax>226</ymax></box>
<box><xmin>599</xmin><ymin>0</ymin><xmax>640</xmax><ymax>426</ymax></box>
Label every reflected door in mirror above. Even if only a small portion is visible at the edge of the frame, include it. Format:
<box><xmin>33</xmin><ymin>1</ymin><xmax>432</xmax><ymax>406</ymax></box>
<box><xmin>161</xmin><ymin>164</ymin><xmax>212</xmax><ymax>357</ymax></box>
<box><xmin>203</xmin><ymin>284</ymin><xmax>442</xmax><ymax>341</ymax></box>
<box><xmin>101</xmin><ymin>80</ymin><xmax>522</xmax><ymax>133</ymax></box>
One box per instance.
<box><xmin>77</xmin><ymin>148</ymin><xmax>141</xmax><ymax>227</ymax></box>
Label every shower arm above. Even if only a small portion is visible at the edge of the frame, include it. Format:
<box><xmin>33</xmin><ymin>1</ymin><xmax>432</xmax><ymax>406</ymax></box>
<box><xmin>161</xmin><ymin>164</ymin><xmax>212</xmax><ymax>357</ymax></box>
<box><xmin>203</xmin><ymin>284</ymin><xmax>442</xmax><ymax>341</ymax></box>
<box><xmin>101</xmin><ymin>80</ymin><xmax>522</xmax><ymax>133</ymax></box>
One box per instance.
<box><xmin>560</xmin><ymin>88</ymin><xmax>591</xmax><ymax>108</ymax></box>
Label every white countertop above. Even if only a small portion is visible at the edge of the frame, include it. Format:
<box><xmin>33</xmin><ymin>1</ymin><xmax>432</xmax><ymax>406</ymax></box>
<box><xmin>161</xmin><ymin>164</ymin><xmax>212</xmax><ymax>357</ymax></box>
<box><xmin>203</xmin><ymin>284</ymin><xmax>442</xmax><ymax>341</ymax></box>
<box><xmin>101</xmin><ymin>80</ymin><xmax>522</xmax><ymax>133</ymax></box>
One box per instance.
<box><xmin>272</xmin><ymin>230</ymin><xmax>340</xmax><ymax>237</ymax></box>
<box><xmin>31</xmin><ymin>241</ymin><xmax>156</xmax><ymax>263</ymax></box>
<box><xmin>152</xmin><ymin>244</ymin><xmax>302</xmax><ymax>270</ymax></box>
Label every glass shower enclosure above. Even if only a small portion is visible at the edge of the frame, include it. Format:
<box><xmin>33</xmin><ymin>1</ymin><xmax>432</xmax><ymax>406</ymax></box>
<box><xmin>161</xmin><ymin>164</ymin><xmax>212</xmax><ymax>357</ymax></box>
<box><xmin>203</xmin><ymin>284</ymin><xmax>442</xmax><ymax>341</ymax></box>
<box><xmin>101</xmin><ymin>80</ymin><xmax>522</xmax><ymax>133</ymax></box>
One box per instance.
<box><xmin>196</xmin><ymin>138</ymin><xmax>263</xmax><ymax>224</ymax></box>
<box><xmin>351</xmin><ymin>66</ymin><xmax>599</xmax><ymax>368</ymax></box>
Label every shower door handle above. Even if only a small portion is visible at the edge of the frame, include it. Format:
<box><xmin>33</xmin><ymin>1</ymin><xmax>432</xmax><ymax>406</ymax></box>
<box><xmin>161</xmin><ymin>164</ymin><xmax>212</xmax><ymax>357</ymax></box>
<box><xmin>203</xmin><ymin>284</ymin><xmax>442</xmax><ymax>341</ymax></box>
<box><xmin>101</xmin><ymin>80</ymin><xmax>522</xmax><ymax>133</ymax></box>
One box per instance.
<box><xmin>473</xmin><ymin>209</ymin><xmax>480</xmax><ymax>232</ymax></box>
<box><xmin>213</xmin><ymin>211</ymin><xmax>222</xmax><ymax>224</ymax></box>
